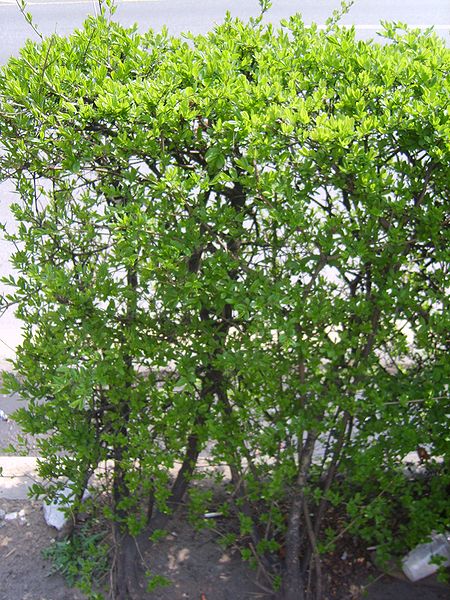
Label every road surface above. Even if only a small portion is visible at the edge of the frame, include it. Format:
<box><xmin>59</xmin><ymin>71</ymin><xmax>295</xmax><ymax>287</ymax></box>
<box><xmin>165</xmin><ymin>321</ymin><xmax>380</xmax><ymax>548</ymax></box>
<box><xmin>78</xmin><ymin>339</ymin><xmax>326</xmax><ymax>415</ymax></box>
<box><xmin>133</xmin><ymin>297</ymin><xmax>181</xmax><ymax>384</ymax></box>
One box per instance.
<box><xmin>0</xmin><ymin>0</ymin><xmax>449</xmax><ymax>62</ymax></box>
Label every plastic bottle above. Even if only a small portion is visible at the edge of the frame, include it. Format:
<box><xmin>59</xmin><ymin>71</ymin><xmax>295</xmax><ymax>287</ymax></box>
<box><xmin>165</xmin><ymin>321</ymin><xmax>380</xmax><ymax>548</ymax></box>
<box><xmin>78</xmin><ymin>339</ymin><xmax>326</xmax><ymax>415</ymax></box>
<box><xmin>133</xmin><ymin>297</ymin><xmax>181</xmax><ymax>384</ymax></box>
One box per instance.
<box><xmin>402</xmin><ymin>532</ymin><xmax>450</xmax><ymax>582</ymax></box>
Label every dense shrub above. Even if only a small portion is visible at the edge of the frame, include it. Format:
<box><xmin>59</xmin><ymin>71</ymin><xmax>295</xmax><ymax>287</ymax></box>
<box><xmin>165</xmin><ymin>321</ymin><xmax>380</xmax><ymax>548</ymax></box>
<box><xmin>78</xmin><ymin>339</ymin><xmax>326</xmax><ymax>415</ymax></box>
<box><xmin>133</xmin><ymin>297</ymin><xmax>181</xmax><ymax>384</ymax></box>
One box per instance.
<box><xmin>1</xmin><ymin>9</ymin><xmax>448</xmax><ymax>599</ymax></box>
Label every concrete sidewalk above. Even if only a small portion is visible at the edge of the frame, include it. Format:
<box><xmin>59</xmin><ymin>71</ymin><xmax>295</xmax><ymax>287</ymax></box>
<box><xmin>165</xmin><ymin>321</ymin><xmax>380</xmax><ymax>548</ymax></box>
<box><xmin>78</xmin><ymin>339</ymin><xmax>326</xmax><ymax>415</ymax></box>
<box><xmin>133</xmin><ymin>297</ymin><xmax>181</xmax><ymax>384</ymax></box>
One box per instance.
<box><xmin>0</xmin><ymin>456</ymin><xmax>41</xmax><ymax>499</ymax></box>
<box><xmin>0</xmin><ymin>455</ymin><xmax>227</xmax><ymax>500</ymax></box>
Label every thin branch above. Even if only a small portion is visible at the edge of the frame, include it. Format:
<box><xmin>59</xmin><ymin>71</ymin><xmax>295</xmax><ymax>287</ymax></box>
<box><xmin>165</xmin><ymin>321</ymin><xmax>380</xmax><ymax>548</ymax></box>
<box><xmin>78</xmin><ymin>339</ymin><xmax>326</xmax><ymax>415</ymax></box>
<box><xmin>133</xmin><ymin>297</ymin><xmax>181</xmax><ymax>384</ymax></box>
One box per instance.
<box><xmin>15</xmin><ymin>0</ymin><xmax>43</xmax><ymax>40</ymax></box>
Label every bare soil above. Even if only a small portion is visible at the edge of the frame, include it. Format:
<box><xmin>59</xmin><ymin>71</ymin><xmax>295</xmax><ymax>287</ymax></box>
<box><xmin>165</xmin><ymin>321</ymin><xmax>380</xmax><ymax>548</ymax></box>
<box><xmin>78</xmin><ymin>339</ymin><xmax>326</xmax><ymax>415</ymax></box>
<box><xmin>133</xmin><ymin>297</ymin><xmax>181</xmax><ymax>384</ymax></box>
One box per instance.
<box><xmin>1</xmin><ymin>490</ymin><xmax>449</xmax><ymax>600</ymax></box>
<box><xmin>0</xmin><ymin>499</ymin><xmax>86</xmax><ymax>600</ymax></box>
<box><xmin>1</xmin><ymin>389</ymin><xmax>449</xmax><ymax>600</ymax></box>
<box><xmin>0</xmin><ymin>496</ymin><xmax>270</xmax><ymax>600</ymax></box>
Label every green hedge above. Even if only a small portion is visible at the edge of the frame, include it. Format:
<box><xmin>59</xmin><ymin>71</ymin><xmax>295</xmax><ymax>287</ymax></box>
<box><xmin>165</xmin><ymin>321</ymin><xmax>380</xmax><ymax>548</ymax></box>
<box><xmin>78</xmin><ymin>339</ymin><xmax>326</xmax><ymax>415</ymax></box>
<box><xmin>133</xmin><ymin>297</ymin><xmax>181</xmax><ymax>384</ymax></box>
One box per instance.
<box><xmin>1</xmin><ymin>12</ymin><xmax>449</xmax><ymax>600</ymax></box>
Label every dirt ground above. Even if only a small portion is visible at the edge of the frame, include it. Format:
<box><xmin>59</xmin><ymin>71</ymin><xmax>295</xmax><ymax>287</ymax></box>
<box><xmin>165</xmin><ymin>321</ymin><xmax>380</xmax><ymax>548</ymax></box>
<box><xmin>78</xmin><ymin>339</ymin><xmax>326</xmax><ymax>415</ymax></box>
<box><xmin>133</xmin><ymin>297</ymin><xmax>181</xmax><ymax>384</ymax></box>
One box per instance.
<box><xmin>0</xmin><ymin>498</ymin><xmax>86</xmax><ymax>600</ymax></box>
<box><xmin>1</xmin><ymin>494</ymin><xmax>449</xmax><ymax>600</ymax></box>
<box><xmin>1</xmin><ymin>389</ymin><xmax>449</xmax><ymax>600</ymax></box>
<box><xmin>0</xmin><ymin>497</ymin><xmax>271</xmax><ymax>600</ymax></box>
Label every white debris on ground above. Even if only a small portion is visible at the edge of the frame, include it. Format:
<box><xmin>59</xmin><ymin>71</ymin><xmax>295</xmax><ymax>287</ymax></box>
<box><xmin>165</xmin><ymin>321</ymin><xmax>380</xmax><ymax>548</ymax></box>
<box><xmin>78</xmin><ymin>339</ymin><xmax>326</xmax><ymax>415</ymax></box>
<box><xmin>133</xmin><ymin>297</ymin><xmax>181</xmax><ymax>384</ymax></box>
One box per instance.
<box><xmin>0</xmin><ymin>409</ymin><xmax>8</xmax><ymax>422</ymax></box>
<box><xmin>43</xmin><ymin>483</ymin><xmax>90</xmax><ymax>530</ymax></box>
<box><xmin>5</xmin><ymin>511</ymin><xmax>18</xmax><ymax>521</ymax></box>
<box><xmin>1</xmin><ymin>507</ymin><xmax>28</xmax><ymax>525</ymax></box>
<box><xmin>402</xmin><ymin>532</ymin><xmax>450</xmax><ymax>582</ymax></box>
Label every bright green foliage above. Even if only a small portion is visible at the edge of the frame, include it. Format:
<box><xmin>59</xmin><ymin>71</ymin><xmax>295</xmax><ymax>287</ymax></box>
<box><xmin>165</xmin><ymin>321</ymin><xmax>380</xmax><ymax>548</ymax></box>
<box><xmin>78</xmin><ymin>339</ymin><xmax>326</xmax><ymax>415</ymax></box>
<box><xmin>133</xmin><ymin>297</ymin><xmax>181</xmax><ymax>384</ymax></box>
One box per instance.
<box><xmin>145</xmin><ymin>572</ymin><xmax>171</xmax><ymax>593</ymax></box>
<box><xmin>0</xmin><ymin>12</ymin><xmax>449</xmax><ymax>599</ymax></box>
<box><xmin>43</xmin><ymin>526</ymin><xmax>108</xmax><ymax>599</ymax></box>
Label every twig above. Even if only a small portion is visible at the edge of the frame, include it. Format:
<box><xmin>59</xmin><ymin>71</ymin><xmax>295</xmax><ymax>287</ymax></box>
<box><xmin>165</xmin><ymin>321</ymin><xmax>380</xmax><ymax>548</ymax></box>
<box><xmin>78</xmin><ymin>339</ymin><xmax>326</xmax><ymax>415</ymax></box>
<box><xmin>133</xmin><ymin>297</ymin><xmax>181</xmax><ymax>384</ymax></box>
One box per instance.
<box><xmin>360</xmin><ymin>571</ymin><xmax>386</xmax><ymax>592</ymax></box>
<box><xmin>253</xmin><ymin>578</ymin><xmax>277</xmax><ymax>595</ymax></box>
<box><xmin>15</xmin><ymin>0</ymin><xmax>43</xmax><ymax>40</ymax></box>
<box><xmin>249</xmin><ymin>542</ymin><xmax>275</xmax><ymax>589</ymax></box>
<box><xmin>108</xmin><ymin>523</ymin><xmax>117</xmax><ymax>600</ymax></box>
<box><xmin>321</xmin><ymin>488</ymin><xmax>386</xmax><ymax>553</ymax></box>
<box><xmin>385</xmin><ymin>396</ymin><xmax>448</xmax><ymax>405</ymax></box>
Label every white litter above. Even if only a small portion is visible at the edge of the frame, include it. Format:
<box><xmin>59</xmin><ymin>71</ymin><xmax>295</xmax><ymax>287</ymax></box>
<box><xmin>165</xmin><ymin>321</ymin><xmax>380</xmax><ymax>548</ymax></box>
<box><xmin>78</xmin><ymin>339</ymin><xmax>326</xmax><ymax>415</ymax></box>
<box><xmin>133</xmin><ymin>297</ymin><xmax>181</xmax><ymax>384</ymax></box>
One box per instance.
<box><xmin>402</xmin><ymin>532</ymin><xmax>450</xmax><ymax>582</ymax></box>
<box><xmin>4</xmin><ymin>512</ymin><xmax>18</xmax><ymax>521</ymax></box>
<box><xmin>43</xmin><ymin>483</ymin><xmax>90</xmax><ymax>530</ymax></box>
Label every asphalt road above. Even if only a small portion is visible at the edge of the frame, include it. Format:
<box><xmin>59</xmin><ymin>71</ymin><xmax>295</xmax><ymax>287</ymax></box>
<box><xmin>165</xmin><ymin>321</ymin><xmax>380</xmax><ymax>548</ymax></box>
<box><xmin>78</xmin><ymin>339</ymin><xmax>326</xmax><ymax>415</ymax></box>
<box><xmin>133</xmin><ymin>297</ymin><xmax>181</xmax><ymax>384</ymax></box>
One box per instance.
<box><xmin>0</xmin><ymin>0</ymin><xmax>449</xmax><ymax>62</ymax></box>
<box><xmin>0</xmin><ymin>0</ymin><xmax>449</xmax><ymax>362</ymax></box>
